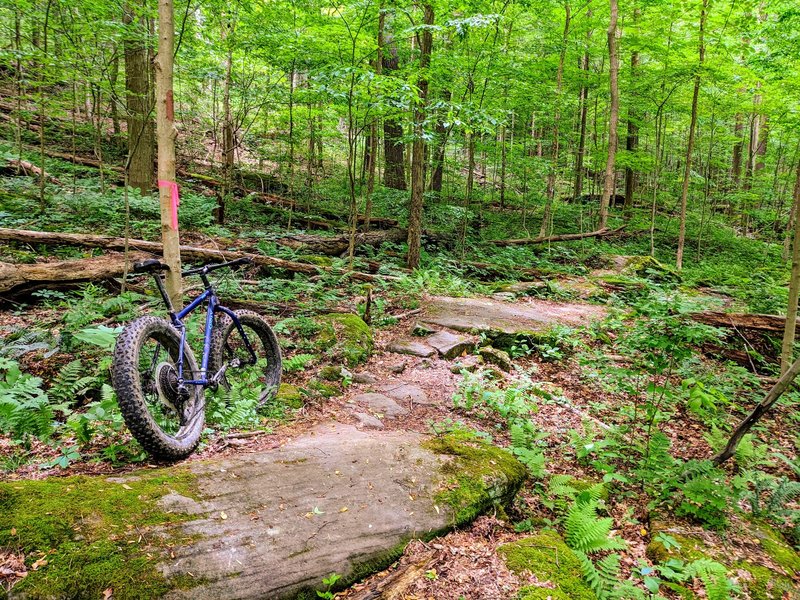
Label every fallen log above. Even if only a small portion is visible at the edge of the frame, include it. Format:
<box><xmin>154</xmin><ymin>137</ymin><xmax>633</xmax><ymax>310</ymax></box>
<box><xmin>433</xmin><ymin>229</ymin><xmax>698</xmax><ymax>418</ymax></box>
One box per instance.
<box><xmin>690</xmin><ymin>311</ymin><xmax>790</xmax><ymax>334</ymax></box>
<box><xmin>489</xmin><ymin>226</ymin><xmax>626</xmax><ymax>246</ymax></box>
<box><xmin>346</xmin><ymin>550</ymin><xmax>439</xmax><ymax>600</ymax></box>
<box><xmin>1</xmin><ymin>159</ymin><xmax>62</xmax><ymax>184</ymax></box>
<box><xmin>0</xmin><ymin>252</ymin><xmax>148</xmax><ymax>296</ymax></box>
<box><xmin>0</xmin><ymin>228</ymin><xmax>393</xmax><ymax>282</ymax></box>
<box><xmin>275</xmin><ymin>229</ymin><xmax>407</xmax><ymax>256</ymax></box>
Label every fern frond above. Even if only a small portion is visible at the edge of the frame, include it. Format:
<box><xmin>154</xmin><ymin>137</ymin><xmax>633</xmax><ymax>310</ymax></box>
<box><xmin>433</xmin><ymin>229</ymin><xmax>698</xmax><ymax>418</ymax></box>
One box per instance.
<box><xmin>565</xmin><ymin>500</ymin><xmax>627</xmax><ymax>554</ymax></box>
<box><xmin>685</xmin><ymin>559</ymin><xmax>734</xmax><ymax>600</ymax></box>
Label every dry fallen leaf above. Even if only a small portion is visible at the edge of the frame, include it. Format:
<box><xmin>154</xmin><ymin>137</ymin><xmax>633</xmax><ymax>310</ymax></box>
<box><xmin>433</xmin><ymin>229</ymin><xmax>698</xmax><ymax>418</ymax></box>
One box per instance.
<box><xmin>31</xmin><ymin>558</ymin><xmax>48</xmax><ymax>571</ymax></box>
<box><xmin>121</xmin><ymin>484</ymin><xmax>132</xmax><ymax>490</ymax></box>
<box><xmin>102</xmin><ymin>587</ymin><xmax>113</xmax><ymax>599</ymax></box>
<box><xmin>220</xmin><ymin>512</ymin><xmax>228</xmax><ymax>520</ymax></box>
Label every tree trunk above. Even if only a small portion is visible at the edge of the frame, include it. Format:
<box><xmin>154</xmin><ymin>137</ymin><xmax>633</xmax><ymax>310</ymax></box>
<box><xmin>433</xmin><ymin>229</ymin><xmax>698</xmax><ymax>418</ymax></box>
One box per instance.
<box><xmin>623</xmin><ymin>7</ymin><xmax>640</xmax><ymax>211</ymax></box>
<box><xmin>124</xmin><ymin>1</ymin><xmax>155</xmax><ymax>195</ymax></box>
<box><xmin>219</xmin><ymin>18</ymin><xmax>236</xmax><ymax>226</ymax></box>
<box><xmin>780</xmin><ymin>159</ymin><xmax>800</xmax><ymax>373</ymax></box>
<box><xmin>154</xmin><ymin>0</ymin><xmax>182</xmax><ymax>304</ymax></box>
<box><xmin>598</xmin><ymin>0</ymin><xmax>619</xmax><ymax>229</ymax></box>
<box><xmin>676</xmin><ymin>0</ymin><xmax>707</xmax><ymax>271</ymax></box>
<box><xmin>490</xmin><ymin>226</ymin><xmax>625</xmax><ymax>246</ymax></box>
<box><xmin>382</xmin><ymin>19</ymin><xmax>406</xmax><ymax>190</ymax></box>
<box><xmin>406</xmin><ymin>3</ymin><xmax>433</xmax><ymax>269</ymax></box>
<box><xmin>732</xmin><ymin>112</ymin><xmax>743</xmax><ymax>188</ymax></box>
<box><xmin>574</xmin><ymin>37</ymin><xmax>590</xmax><ymax>200</ymax></box>
<box><xmin>429</xmin><ymin>89</ymin><xmax>451</xmax><ymax>195</ymax></box>
<box><xmin>363</xmin><ymin>4</ymin><xmax>384</xmax><ymax>232</ymax></box>
<box><xmin>540</xmin><ymin>4</ymin><xmax>570</xmax><ymax>236</ymax></box>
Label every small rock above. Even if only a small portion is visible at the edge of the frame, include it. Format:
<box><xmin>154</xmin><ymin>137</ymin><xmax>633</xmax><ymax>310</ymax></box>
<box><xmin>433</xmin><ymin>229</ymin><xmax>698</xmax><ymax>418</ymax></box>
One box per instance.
<box><xmin>389</xmin><ymin>362</ymin><xmax>407</xmax><ymax>374</ymax></box>
<box><xmin>426</xmin><ymin>331</ymin><xmax>475</xmax><ymax>360</ymax></box>
<box><xmin>352</xmin><ymin>393</ymin><xmax>408</xmax><ymax>418</ymax></box>
<box><xmin>386</xmin><ymin>340</ymin><xmax>436</xmax><ymax>358</ymax></box>
<box><xmin>381</xmin><ymin>383</ymin><xmax>433</xmax><ymax>405</ymax></box>
<box><xmin>478</xmin><ymin>347</ymin><xmax>513</xmax><ymax>372</ymax></box>
<box><xmin>319</xmin><ymin>365</ymin><xmax>352</xmax><ymax>382</ymax></box>
<box><xmin>352</xmin><ymin>412</ymin><xmax>384</xmax><ymax>429</ymax></box>
<box><xmin>450</xmin><ymin>354</ymin><xmax>483</xmax><ymax>374</ymax></box>
<box><xmin>412</xmin><ymin>322</ymin><xmax>437</xmax><ymax>336</ymax></box>
<box><xmin>352</xmin><ymin>372</ymin><xmax>378</xmax><ymax>384</ymax></box>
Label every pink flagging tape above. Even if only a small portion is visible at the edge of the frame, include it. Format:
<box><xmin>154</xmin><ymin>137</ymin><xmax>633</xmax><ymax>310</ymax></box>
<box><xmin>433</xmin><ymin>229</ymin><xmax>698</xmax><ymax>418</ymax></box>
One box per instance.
<box><xmin>158</xmin><ymin>180</ymin><xmax>180</xmax><ymax>230</ymax></box>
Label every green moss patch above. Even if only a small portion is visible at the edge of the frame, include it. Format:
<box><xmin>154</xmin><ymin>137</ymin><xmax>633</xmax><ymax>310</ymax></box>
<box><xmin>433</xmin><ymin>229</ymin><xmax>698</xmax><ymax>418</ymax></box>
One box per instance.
<box><xmin>423</xmin><ymin>434</ymin><xmax>527</xmax><ymax>526</ymax></box>
<box><xmin>0</xmin><ymin>470</ymin><xmax>200</xmax><ymax>599</ymax></box>
<box><xmin>315</xmin><ymin>313</ymin><xmax>374</xmax><ymax>367</ymax></box>
<box><xmin>276</xmin><ymin>383</ymin><xmax>304</xmax><ymax>408</ymax></box>
<box><xmin>499</xmin><ymin>529</ymin><xmax>597</xmax><ymax>600</ymax></box>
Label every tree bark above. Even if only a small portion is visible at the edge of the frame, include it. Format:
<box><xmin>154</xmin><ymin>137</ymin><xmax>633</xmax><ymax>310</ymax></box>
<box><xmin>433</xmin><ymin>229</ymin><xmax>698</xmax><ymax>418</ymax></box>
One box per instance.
<box><xmin>381</xmin><ymin>18</ymin><xmax>406</xmax><ymax>190</ymax></box>
<box><xmin>732</xmin><ymin>112</ymin><xmax>744</xmax><ymax>188</ymax></box>
<box><xmin>780</xmin><ymin>158</ymin><xmax>800</xmax><ymax>373</ymax></box>
<box><xmin>574</xmin><ymin>33</ymin><xmax>590</xmax><ymax>200</ymax></box>
<box><xmin>154</xmin><ymin>0</ymin><xmax>182</xmax><ymax>304</ymax></box>
<box><xmin>623</xmin><ymin>7</ymin><xmax>640</xmax><ymax>211</ymax></box>
<box><xmin>676</xmin><ymin>0</ymin><xmax>707</xmax><ymax>271</ymax></box>
<box><xmin>598</xmin><ymin>0</ymin><xmax>619</xmax><ymax>229</ymax></box>
<box><xmin>124</xmin><ymin>1</ymin><xmax>155</xmax><ymax>194</ymax></box>
<box><xmin>406</xmin><ymin>3</ymin><xmax>433</xmax><ymax>269</ymax></box>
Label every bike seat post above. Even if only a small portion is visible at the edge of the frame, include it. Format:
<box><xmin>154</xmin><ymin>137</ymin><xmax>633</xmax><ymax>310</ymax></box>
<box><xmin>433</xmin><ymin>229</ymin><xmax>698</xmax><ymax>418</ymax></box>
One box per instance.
<box><xmin>153</xmin><ymin>272</ymin><xmax>176</xmax><ymax>313</ymax></box>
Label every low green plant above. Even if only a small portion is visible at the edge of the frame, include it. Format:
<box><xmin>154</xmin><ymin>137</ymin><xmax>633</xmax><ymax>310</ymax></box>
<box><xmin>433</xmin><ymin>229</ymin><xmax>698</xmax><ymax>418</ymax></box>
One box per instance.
<box><xmin>316</xmin><ymin>572</ymin><xmax>341</xmax><ymax>599</ymax></box>
<box><xmin>0</xmin><ymin>358</ymin><xmax>53</xmax><ymax>440</ymax></box>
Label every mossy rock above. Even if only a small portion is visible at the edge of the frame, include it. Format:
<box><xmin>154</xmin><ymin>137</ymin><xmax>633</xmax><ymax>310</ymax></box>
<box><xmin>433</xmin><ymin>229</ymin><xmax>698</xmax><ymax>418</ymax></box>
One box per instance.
<box><xmin>0</xmin><ymin>471</ymin><xmax>200</xmax><ymax>599</ymax></box>
<box><xmin>276</xmin><ymin>383</ymin><xmax>304</xmax><ymax>408</ymax></box>
<box><xmin>619</xmin><ymin>255</ymin><xmax>679</xmax><ymax>282</ymax></box>
<box><xmin>647</xmin><ymin>520</ymin><xmax>800</xmax><ymax>600</ymax></box>
<box><xmin>314</xmin><ymin>313</ymin><xmax>374</xmax><ymax>367</ymax></box>
<box><xmin>423</xmin><ymin>434</ymin><xmax>527</xmax><ymax>526</ymax></box>
<box><xmin>298</xmin><ymin>254</ymin><xmax>333</xmax><ymax>267</ymax></box>
<box><xmin>308</xmin><ymin>378</ymin><xmax>339</xmax><ymax>398</ymax></box>
<box><xmin>499</xmin><ymin>529</ymin><xmax>597</xmax><ymax>600</ymax></box>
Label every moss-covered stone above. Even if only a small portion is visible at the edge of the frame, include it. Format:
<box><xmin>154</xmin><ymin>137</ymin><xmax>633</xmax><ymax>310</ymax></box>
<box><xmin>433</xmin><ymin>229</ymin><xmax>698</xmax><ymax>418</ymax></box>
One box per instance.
<box><xmin>308</xmin><ymin>378</ymin><xmax>339</xmax><ymax>398</ymax></box>
<box><xmin>276</xmin><ymin>383</ymin><xmax>304</xmax><ymax>408</ymax></box>
<box><xmin>619</xmin><ymin>255</ymin><xmax>680</xmax><ymax>282</ymax></box>
<box><xmin>478</xmin><ymin>346</ymin><xmax>513</xmax><ymax>372</ymax></box>
<box><xmin>423</xmin><ymin>434</ymin><xmax>527</xmax><ymax>527</ymax></box>
<box><xmin>499</xmin><ymin>529</ymin><xmax>597</xmax><ymax>600</ymax></box>
<box><xmin>298</xmin><ymin>254</ymin><xmax>334</xmax><ymax>267</ymax></box>
<box><xmin>0</xmin><ymin>470</ymin><xmax>200</xmax><ymax>599</ymax></box>
<box><xmin>646</xmin><ymin>520</ymin><xmax>800</xmax><ymax>600</ymax></box>
<box><xmin>315</xmin><ymin>313</ymin><xmax>374</xmax><ymax>367</ymax></box>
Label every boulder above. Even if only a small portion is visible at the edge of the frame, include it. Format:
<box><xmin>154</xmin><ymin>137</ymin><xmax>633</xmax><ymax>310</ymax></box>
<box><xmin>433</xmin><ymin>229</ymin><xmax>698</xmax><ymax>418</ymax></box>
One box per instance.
<box><xmin>1</xmin><ymin>427</ymin><xmax>526</xmax><ymax>600</ymax></box>
<box><xmin>478</xmin><ymin>347</ymin><xmax>513</xmax><ymax>372</ymax></box>
<box><xmin>426</xmin><ymin>330</ymin><xmax>475</xmax><ymax>359</ymax></box>
<box><xmin>386</xmin><ymin>340</ymin><xmax>436</xmax><ymax>358</ymax></box>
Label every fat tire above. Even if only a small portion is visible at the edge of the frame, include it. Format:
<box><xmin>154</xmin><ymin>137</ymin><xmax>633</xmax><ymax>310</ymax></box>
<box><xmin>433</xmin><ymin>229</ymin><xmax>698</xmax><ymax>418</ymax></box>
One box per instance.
<box><xmin>112</xmin><ymin>315</ymin><xmax>205</xmax><ymax>460</ymax></box>
<box><xmin>210</xmin><ymin>310</ymin><xmax>282</xmax><ymax>406</ymax></box>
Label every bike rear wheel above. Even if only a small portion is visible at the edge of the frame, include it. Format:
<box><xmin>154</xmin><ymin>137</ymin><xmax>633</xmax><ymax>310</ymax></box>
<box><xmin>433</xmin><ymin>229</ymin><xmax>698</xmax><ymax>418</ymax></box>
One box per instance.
<box><xmin>112</xmin><ymin>316</ymin><xmax>205</xmax><ymax>460</ymax></box>
<box><xmin>210</xmin><ymin>310</ymin><xmax>282</xmax><ymax>407</ymax></box>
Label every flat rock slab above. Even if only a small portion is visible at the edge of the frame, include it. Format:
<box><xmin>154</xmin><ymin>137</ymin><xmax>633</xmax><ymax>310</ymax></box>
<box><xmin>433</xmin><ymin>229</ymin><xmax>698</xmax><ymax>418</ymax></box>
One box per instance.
<box><xmin>352</xmin><ymin>411</ymin><xmax>384</xmax><ymax>429</ymax></box>
<box><xmin>426</xmin><ymin>330</ymin><xmax>475</xmax><ymax>359</ymax></box>
<box><xmin>421</xmin><ymin>296</ymin><xmax>607</xmax><ymax>337</ymax></box>
<box><xmin>1</xmin><ymin>426</ymin><xmax>526</xmax><ymax>600</ymax></box>
<box><xmin>351</xmin><ymin>392</ymin><xmax>408</xmax><ymax>417</ymax></box>
<box><xmin>386</xmin><ymin>339</ymin><xmax>436</xmax><ymax>358</ymax></box>
<box><xmin>379</xmin><ymin>382</ymin><xmax>433</xmax><ymax>405</ymax></box>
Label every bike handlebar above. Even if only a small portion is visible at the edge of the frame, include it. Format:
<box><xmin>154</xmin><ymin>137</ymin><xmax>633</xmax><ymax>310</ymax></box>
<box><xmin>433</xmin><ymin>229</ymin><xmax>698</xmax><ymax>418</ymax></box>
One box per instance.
<box><xmin>131</xmin><ymin>257</ymin><xmax>253</xmax><ymax>277</ymax></box>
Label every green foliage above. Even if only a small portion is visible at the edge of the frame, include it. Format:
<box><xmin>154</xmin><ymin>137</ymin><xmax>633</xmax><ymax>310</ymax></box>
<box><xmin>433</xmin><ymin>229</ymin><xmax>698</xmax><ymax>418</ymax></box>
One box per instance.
<box><xmin>0</xmin><ymin>358</ymin><xmax>53</xmax><ymax>440</ymax></box>
<box><xmin>283</xmin><ymin>353</ymin><xmax>317</xmax><ymax>372</ymax></box>
<box><xmin>564</xmin><ymin>499</ymin><xmax>627</xmax><ymax>555</ymax></box>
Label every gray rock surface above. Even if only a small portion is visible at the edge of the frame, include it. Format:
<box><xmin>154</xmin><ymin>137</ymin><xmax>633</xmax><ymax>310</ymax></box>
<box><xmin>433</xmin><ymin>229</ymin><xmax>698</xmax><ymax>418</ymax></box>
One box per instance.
<box><xmin>421</xmin><ymin>295</ymin><xmax>607</xmax><ymax>337</ymax></box>
<box><xmin>351</xmin><ymin>392</ymin><xmax>408</xmax><ymax>417</ymax></box>
<box><xmin>426</xmin><ymin>330</ymin><xmax>475</xmax><ymax>359</ymax></box>
<box><xmin>478</xmin><ymin>347</ymin><xmax>514</xmax><ymax>372</ymax></box>
<box><xmin>386</xmin><ymin>339</ymin><xmax>436</xmax><ymax>358</ymax></box>
<box><xmin>352</xmin><ymin>411</ymin><xmax>384</xmax><ymax>429</ymax></box>
<box><xmin>156</xmin><ymin>425</ymin><xmax>525</xmax><ymax>599</ymax></box>
<box><xmin>380</xmin><ymin>382</ymin><xmax>432</xmax><ymax>405</ymax></box>
<box><xmin>352</xmin><ymin>372</ymin><xmax>378</xmax><ymax>384</ymax></box>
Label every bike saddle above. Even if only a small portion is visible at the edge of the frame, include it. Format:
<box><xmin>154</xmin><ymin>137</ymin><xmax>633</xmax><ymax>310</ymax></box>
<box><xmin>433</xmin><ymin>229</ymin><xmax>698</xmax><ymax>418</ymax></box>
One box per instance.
<box><xmin>132</xmin><ymin>259</ymin><xmax>171</xmax><ymax>274</ymax></box>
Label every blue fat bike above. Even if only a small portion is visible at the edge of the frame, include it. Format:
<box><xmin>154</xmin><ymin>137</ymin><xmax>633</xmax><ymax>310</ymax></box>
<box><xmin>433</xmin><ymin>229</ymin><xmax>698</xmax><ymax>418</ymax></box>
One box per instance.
<box><xmin>111</xmin><ymin>257</ymin><xmax>282</xmax><ymax>460</ymax></box>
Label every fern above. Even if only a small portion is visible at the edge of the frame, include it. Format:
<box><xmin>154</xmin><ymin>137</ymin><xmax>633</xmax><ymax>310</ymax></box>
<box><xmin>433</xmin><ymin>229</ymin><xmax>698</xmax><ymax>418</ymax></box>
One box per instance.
<box><xmin>684</xmin><ymin>559</ymin><xmax>734</xmax><ymax>600</ymax></box>
<box><xmin>49</xmin><ymin>359</ymin><xmax>98</xmax><ymax>404</ymax></box>
<box><xmin>565</xmin><ymin>499</ymin><xmax>627</xmax><ymax>554</ymax></box>
<box><xmin>283</xmin><ymin>353</ymin><xmax>317</xmax><ymax>373</ymax></box>
<box><xmin>509</xmin><ymin>420</ymin><xmax>547</xmax><ymax>478</ymax></box>
<box><xmin>0</xmin><ymin>358</ymin><xmax>53</xmax><ymax>440</ymax></box>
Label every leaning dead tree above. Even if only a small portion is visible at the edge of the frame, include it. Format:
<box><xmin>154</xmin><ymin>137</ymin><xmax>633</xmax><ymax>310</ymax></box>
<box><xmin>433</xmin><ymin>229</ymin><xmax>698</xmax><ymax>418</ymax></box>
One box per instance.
<box><xmin>712</xmin><ymin>353</ymin><xmax>800</xmax><ymax>465</ymax></box>
<box><xmin>489</xmin><ymin>226</ymin><xmax>626</xmax><ymax>246</ymax></box>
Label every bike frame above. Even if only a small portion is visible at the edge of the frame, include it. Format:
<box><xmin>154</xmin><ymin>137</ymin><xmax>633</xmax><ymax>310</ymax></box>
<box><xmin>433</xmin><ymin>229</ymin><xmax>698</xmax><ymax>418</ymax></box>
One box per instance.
<box><xmin>153</xmin><ymin>272</ymin><xmax>258</xmax><ymax>388</ymax></box>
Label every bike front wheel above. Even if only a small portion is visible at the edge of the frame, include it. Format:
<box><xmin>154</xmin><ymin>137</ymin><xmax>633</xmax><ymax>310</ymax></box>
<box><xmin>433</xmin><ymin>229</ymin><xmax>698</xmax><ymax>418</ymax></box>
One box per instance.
<box><xmin>210</xmin><ymin>310</ymin><xmax>282</xmax><ymax>407</ymax></box>
<box><xmin>112</xmin><ymin>316</ymin><xmax>205</xmax><ymax>460</ymax></box>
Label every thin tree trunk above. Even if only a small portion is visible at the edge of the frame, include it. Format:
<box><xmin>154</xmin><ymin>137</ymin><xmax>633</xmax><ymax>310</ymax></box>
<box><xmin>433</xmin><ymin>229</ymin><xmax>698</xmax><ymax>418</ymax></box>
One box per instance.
<box><xmin>124</xmin><ymin>1</ymin><xmax>155</xmax><ymax>194</ymax></box>
<box><xmin>623</xmin><ymin>7</ymin><xmax>640</xmax><ymax>211</ymax></box>
<box><xmin>406</xmin><ymin>3</ymin><xmax>433</xmax><ymax>269</ymax></box>
<box><xmin>780</xmin><ymin>159</ymin><xmax>800</xmax><ymax>373</ymax></box>
<box><xmin>676</xmin><ymin>0</ymin><xmax>707</xmax><ymax>271</ymax></box>
<box><xmin>732</xmin><ymin>112</ymin><xmax>743</xmax><ymax>188</ymax></box>
<box><xmin>382</xmin><ymin>18</ymin><xmax>405</xmax><ymax>190</ymax></box>
<box><xmin>574</xmin><ymin>34</ymin><xmax>590</xmax><ymax>200</ymax></box>
<box><xmin>155</xmin><ymin>0</ymin><xmax>182</xmax><ymax>304</ymax></box>
<box><xmin>363</xmin><ymin>4</ymin><xmax>384</xmax><ymax>232</ymax></box>
<box><xmin>598</xmin><ymin>0</ymin><xmax>619</xmax><ymax>229</ymax></box>
<box><xmin>219</xmin><ymin>18</ymin><xmax>235</xmax><ymax>226</ymax></box>
<box><xmin>539</xmin><ymin>3</ymin><xmax>570</xmax><ymax>236</ymax></box>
